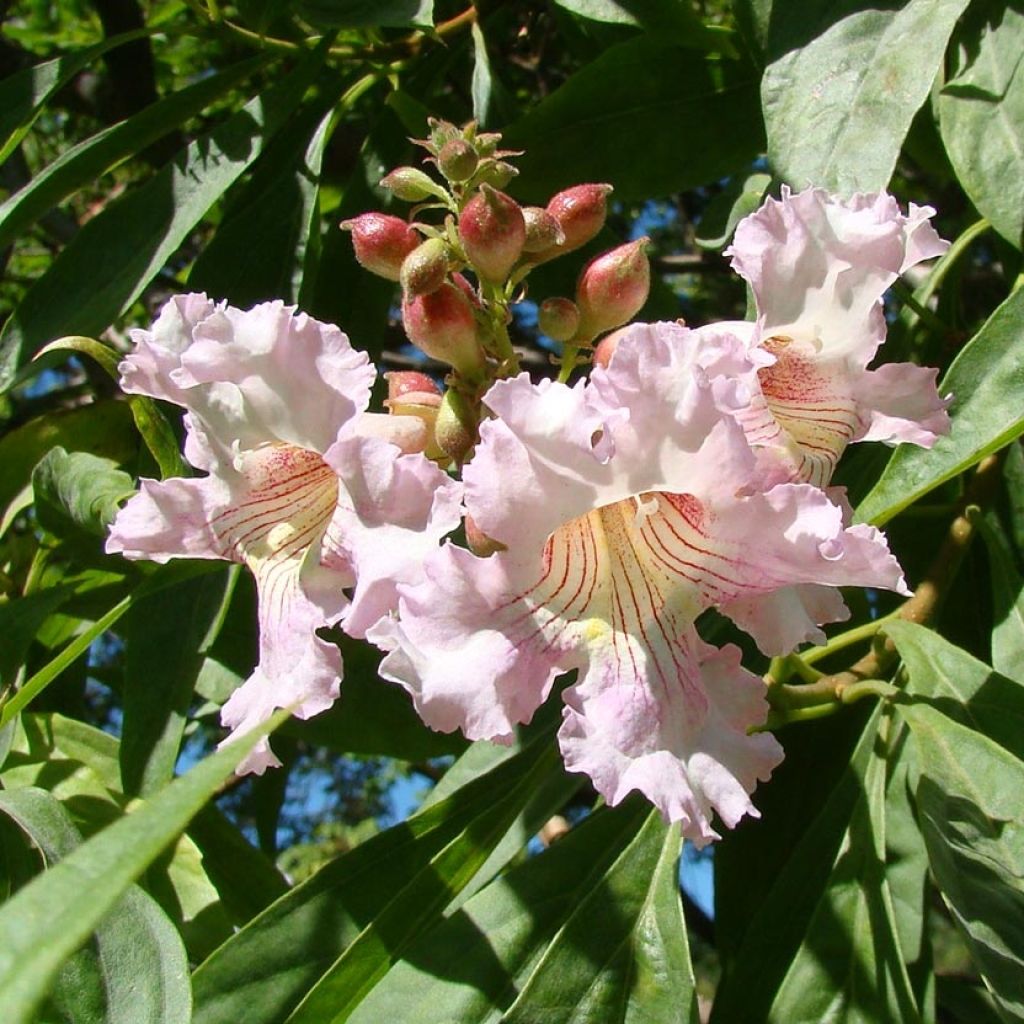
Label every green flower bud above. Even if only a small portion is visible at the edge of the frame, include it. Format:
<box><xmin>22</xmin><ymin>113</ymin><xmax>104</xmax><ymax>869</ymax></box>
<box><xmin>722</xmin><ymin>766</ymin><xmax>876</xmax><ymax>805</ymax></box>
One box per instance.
<box><xmin>400</xmin><ymin>237</ymin><xmax>450</xmax><ymax>296</ymax></box>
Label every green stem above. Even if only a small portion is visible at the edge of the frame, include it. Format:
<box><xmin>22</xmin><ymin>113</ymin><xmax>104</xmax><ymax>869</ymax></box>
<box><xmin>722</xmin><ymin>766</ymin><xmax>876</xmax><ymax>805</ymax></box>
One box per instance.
<box><xmin>891</xmin><ymin>279</ymin><xmax>950</xmax><ymax>337</ymax></box>
<box><xmin>801</xmin><ymin>608</ymin><xmax>901</xmax><ymax>666</ymax></box>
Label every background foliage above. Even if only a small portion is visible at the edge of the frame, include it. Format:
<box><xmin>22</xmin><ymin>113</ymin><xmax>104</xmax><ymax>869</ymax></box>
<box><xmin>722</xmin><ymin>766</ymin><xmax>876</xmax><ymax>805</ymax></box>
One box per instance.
<box><xmin>1</xmin><ymin>1</ymin><xmax>1023</xmax><ymax>1021</ymax></box>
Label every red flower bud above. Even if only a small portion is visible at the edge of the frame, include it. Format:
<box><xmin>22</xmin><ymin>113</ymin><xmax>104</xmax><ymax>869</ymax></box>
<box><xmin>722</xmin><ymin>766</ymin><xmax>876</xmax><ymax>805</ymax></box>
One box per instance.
<box><xmin>538</xmin><ymin>297</ymin><xmax>580</xmax><ymax>343</ymax></box>
<box><xmin>537</xmin><ymin>183</ymin><xmax>614</xmax><ymax>262</ymax></box>
<box><xmin>402</xmin><ymin>283</ymin><xmax>486</xmax><ymax>379</ymax></box>
<box><xmin>385</xmin><ymin>371</ymin><xmax>442</xmax><ymax>407</ymax></box>
<box><xmin>465</xmin><ymin>515</ymin><xmax>507</xmax><ymax>556</ymax></box>
<box><xmin>458</xmin><ymin>184</ymin><xmax>527</xmax><ymax>284</ymax></box>
<box><xmin>522</xmin><ymin>207</ymin><xmax>566</xmax><ymax>253</ymax></box>
<box><xmin>574</xmin><ymin>238</ymin><xmax>650</xmax><ymax>342</ymax></box>
<box><xmin>340</xmin><ymin>213</ymin><xmax>419</xmax><ymax>282</ymax></box>
<box><xmin>592</xmin><ymin>325</ymin><xmax>633</xmax><ymax>369</ymax></box>
<box><xmin>400</xmin><ymin>237</ymin><xmax>449</xmax><ymax>296</ymax></box>
<box><xmin>434</xmin><ymin>388</ymin><xmax>478</xmax><ymax>464</ymax></box>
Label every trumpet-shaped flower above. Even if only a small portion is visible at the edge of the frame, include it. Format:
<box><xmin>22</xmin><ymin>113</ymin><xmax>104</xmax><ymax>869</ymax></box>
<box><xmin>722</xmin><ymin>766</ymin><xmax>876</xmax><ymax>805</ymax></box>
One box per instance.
<box><xmin>370</xmin><ymin>327</ymin><xmax>908</xmax><ymax>843</ymax></box>
<box><xmin>107</xmin><ymin>295</ymin><xmax>460</xmax><ymax>773</ymax></box>
<box><xmin>722</xmin><ymin>187</ymin><xmax>951</xmax><ymax>485</ymax></box>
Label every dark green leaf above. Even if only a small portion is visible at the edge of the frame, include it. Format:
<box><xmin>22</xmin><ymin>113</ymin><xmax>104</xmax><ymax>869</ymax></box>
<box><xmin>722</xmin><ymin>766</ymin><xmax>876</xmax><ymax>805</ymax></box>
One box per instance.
<box><xmin>189</xmin><ymin>86</ymin><xmax>344</xmax><ymax>306</ymax></box>
<box><xmin>0</xmin><ymin>587</ymin><xmax>75</xmax><ymax>690</ymax></box>
<box><xmin>0</xmin><ymin>787</ymin><xmax>191</xmax><ymax>1024</ymax></box>
<box><xmin>32</xmin><ymin>448</ymin><xmax>135</xmax><ymax>544</ymax></box>
<box><xmin>236</xmin><ymin>0</ymin><xmax>294</xmax><ymax>33</ymax></box>
<box><xmin>350</xmin><ymin>800</ymin><xmax>697</xmax><ymax>1024</ymax></box>
<box><xmin>0</xmin><ymin>401</ymin><xmax>136</xmax><ymax>533</ymax></box>
<box><xmin>192</xmin><ymin>731</ymin><xmax>560</xmax><ymax>1024</ymax></box>
<box><xmin>0</xmin><ymin>42</ymin><xmax>333</xmax><ymax>392</ymax></box>
<box><xmin>0</xmin><ymin>28</ymin><xmax>151</xmax><ymax>164</ymax></box>
<box><xmin>0</xmin><ymin>56</ymin><xmax>270</xmax><ymax>254</ymax></box>
<box><xmin>121</xmin><ymin>568</ymin><xmax>236</xmax><ymax>796</ymax></box>
<box><xmin>765</xmin><ymin>711</ymin><xmax>921</xmax><ymax>1024</ymax></box>
<box><xmin>296</xmin><ymin>0</ymin><xmax>433</xmax><ymax>28</ymax></box>
<box><xmin>898</xmin><ymin>703</ymin><xmax>1024</xmax><ymax>1023</ymax></box>
<box><xmin>979</xmin><ymin>513</ymin><xmax>1024</xmax><ymax>683</ymax></box>
<box><xmin>695</xmin><ymin>171</ymin><xmax>771</xmax><ymax>250</ymax></box>
<box><xmin>504</xmin><ymin>36</ymin><xmax>763</xmax><ymax>203</ymax></box>
<box><xmin>0</xmin><ymin>710</ymin><xmax>282</xmax><ymax>1023</ymax></box>
<box><xmin>762</xmin><ymin>0</ymin><xmax>969</xmax><ymax>192</ymax></box>
<box><xmin>939</xmin><ymin>4</ymin><xmax>1024</xmax><ymax>248</ymax></box>
<box><xmin>885</xmin><ymin>619</ymin><xmax>1024</xmax><ymax>762</ymax></box>
<box><xmin>856</xmin><ymin>286</ymin><xmax>1024</xmax><ymax>525</ymax></box>
<box><xmin>936</xmin><ymin>975</ymin><xmax>1004</xmax><ymax>1024</ymax></box>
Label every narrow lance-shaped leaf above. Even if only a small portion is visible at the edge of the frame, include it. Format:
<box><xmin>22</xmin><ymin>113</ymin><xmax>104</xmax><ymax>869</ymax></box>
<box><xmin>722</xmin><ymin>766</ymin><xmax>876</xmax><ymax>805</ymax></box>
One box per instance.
<box><xmin>295</xmin><ymin>0</ymin><xmax>433</xmax><ymax>28</ymax></box>
<box><xmin>979</xmin><ymin>512</ymin><xmax>1024</xmax><ymax>684</ymax></box>
<box><xmin>0</xmin><ymin>39</ymin><xmax>334</xmax><ymax>392</ymax></box>
<box><xmin>856</xmin><ymin>285</ymin><xmax>1024</xmax><ymax>526</ymax></box>
<box><xmin>761</xmin><ymin>0</ymin><xmax>969</xmax><ymax>193</ymax></box>
<box><xmin>0</xmin><ymin>787</ymin><xmax>191</xmax><ymax>1024</ymax></box>
<box><xmin>0</xmin><ymin>55</ymin><xmax>272</xmax><ymax>254</ymax></box>
<box><xmin>0</xmin><ymin>712</ymin><xmax>284</xmax><ymax>1024</ymax></box>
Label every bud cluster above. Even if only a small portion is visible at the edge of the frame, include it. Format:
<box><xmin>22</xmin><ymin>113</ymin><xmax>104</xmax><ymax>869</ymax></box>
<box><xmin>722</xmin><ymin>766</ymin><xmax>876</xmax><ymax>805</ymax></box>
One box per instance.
<box><xmin>340</xmin><ymin>118</ymin><xmax>652</xmax><ymax>465</ymax></box>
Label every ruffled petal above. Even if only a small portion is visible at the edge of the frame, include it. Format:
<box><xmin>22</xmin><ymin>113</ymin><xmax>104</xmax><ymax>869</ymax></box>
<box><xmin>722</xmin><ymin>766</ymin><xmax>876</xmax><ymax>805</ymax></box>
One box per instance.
<box><xmin>324</xmin><ymin>434</ymin><xmax>463</xmax><ymax>639</ymax></box>
<box><xmin>854</xmin><ymin>361</ymin><xmax>951</xmax><ymax>446</ymax></box>
<box><xmin>719</xmin><ymin>583</ymin><xmax>850</xmax><ymax>653</ymax></box>
<box><xmin>560</xmin><ymin>632</ymin><xmax>783</xmax><ymax>845</ymax></box>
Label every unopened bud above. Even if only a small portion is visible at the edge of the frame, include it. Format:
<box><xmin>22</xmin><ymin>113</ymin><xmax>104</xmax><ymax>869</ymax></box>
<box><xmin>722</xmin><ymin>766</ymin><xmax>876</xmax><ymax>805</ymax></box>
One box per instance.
<box><xmin>381</xmin><ymin>166</ymin><xmax>447</xmax><ymax>203</ymax></box>
<box><xmin>385</xmin><ymin>371</ymin><xmax>442</xmax><ymax>407</ymax></box>
<box><xmin>458</xmin><ymin>184</ymin><xmax>526</xmax><ymax>284</ymax></box>
<box><xmin>522</xmin><ymin>207</ymin><xmax>565</xmax><ymax>253</ymax></box>
<box><xmin>340</xmin><ymin>213</ymin><xmax>420</xmax><ymax>282</ymax></box>
<box><xmin>438</xmin><ymin>139</ymin><xmax>478</xmax><ymax>183</ymax></box>
<box><xmin>592</xmin><ymin>325</ymin><xmax>633</xmax><ymax>369</ymax></box>
<box><xmin>537</xmin><ymin>183</ymin><xmax>613</xmax><ymax>261</ymax></box>
<box><xmin>574</xmin><ymin>238</ymin><xmax>650</xmax><ymax>342</ymax></box>
<box><xmin>354</xmin><ymin>412</ymin><xmax>429</xmax><ymax>454</ymax></box>
<box><xmin>465</xmin><ymin>515</ymin><xmax>507</xmax><ymax>557</ymax></box>
<box><xmin>434</xmin><ymin>388</ymin><xmax>478</xmax><ymax>464</ymax></box>
<box><xmin>426</xmin><ymin>117</ymin><xmax>462</xmax><ymax>154</ymax></box>
<box><xmin>538</xmin><ymin>297</ymin><xmax>580</xmax><ymax>343</ymax></box>
<box><xmin>400</xmin><ymin>237</ymin><xmax>449</xmax><ymax>296</ymax></box>
<box><xmin>474</xmin><ymin>160</ymin><xmax>518</xmax><ymax>190</ymax></box>
<box><xmin>402</xmin><ymin>283</ymin><xmax>486</xmax><ymax>379</ymax></box>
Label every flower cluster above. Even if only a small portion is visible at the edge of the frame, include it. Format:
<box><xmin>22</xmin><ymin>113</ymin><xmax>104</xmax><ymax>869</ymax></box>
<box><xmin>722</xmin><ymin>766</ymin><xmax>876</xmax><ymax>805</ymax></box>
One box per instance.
<box><xmin>107</xmin><ymin>122</ymin><xmax>949</xmax><ymax>841</ymax></box>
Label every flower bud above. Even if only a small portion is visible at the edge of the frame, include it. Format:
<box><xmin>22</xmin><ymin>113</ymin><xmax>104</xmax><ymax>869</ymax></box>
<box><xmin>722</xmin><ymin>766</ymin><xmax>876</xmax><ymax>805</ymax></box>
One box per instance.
<box><xmin>380</xmin><ymin>166</ymin><xmax>447</xmax><ymax>203</ymax></box>
<box><xmin>536</xmin><ymin>183</ymin><xmax>613</xmax><ymax>261</ymax></box>
<box><xmin>385</xmin><ymin>370</ymin><xmax>442</xmax><ymax>407</ymax></box>
<box><xmin>522</xmin><ymin>207</ymin><xmax>565</xmax><ymax>253</ymax></box>
<box><xmin>434</xmin><ymin>388</ymin><xmax>478</xmax><ymax>464</ymax></box>
<box><xmin>339</xmin><ymin>213</ymin><xmax>420</xmax><ymax>282</ymax></box>
<box><xmin>402</xmin><ymin>283</ymin><xmax>486</xmax><ymax>379</ymax></box>
<box><xmin>426</xmin><ymin>117</ymin><xmax>462</xmax><ymax>154</ymax></box>
<box><xmin>465</xmin><ymin>514</ymin><xmax>506</xmax><ymax>557</ymax></box>
<box><xmin>353</xmin><ymin>412</ymin><xmax>429</xmax><ymax>454</ymax></box>
<box><xmin>574</xmin><ymin>238</ymin><xmax>651</xmax><ymax>342</ymax></box>
<box><xmin>438</xmin><ymin>138</ymin><xmax>478</xmax><ymax>183</ymax></box>
<box><xmin>592</xmin><ymin>325</ymin><xmax>633</xmax><ymax>369</ymax></box>
<box><xmin>473</xmin><ymin>160</ymin><xmax>518</xmax><ymax>190</ymax></box>
<box><xmin>400</xmin><ymin>237</ymin><xmax>449</xmax><ymax>296</ymax></box>
<box><xmin>458</xmin><ymin>184</ymin><xmax>526</xmax><ymax>284</ymax></box>
<box><xmin>538</xmin><ymin>297</ymin><xmax>580</xmax><ymax>343</ymax></box>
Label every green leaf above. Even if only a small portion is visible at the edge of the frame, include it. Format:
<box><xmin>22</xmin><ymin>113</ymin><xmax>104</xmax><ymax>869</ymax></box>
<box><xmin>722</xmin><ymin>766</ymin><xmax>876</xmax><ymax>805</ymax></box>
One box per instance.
<box><xmin>552</xmin><ymin>0</ymin><xmax>737</xmax><ymax>52</ymax></box>
<box><xmin>350</xmin><ymin>800</ymin><xmax>697</xmax><ymax>1024</ymax></box>
<box><xmin>120</xmin><ymin>568</ymin><xmax>236</xmax><ymax>796</ymax></box>
<box><xmin>0</xmin><ymin>42</ymin><xmax>333</xmax><ymax>392</ymax></box>
<box><xmin>939</xmin><ymin>3</ymin><xmax>1024</xmax><ymax>249</ymax></box>
<box><xmin>765</xmin><ymin>710</ymin><xmax>922</xmax><ymax>1024</ymax></box>
<box><xmin>856</xmin><ymin>286</ymin><xmax>1024</xmax><ymax>525</ymax></box>
<box><xmin>761</xmin><ymin>0</ymin><xmax>969</xmax><ymax>192</ymax></box>
<box><xmin>979</xmin><ymin>512</ymin><xmax>1024</xmax><ymax>683</ymax></box>
<box><xmin>296</xmin><ymin>0</ymin><xmax>433</xmax><ymax>28</ymax></box>
<box><xmin>0</xmin><ymin>400</ymin><xmax>136</xmax><ymax>534</ymax></box>
<box><xmin>504</xmin><ymin>36</ymin><xmax>763</xmax><ymax>203</ymax></box>
<box><xmin>0</xmin><ymin>787</ymin><xmax>191</xmax><ymax>1024</ymax></box>
<box><xmin>36</xmin><ymin>335</ymin><xmax>186</xmax><ymax>479</ymax></box>
<box><xmin>191</xmin><ymin>731</ymin><xmax>561</xmax><ymax>1024</ymax></box>
<box><xmin>884</xmin><ymin>619</ymin><xmax>1024</xmax><ymax>762</ymax></box>
<box><xmin>32</xmin><ymin>448</ymin><xmax>136</xmax><ymax>543</ymax></box>
<box><xmin>695</xmin><ymin>171</ymin><xmax>771</xmax><ymax>250</ymax></box>
<box><xmin>0</xmin><ymin>588</ymin><xmax>76</xmax><ymax>690</ymax></box>
<box><xmin>0</xmin><ymin>56</ymin><xmax>270</xmax><ymax>254</ymax></box>
<box><xmin>711</xmin><ymin>708</ymin><xmax>878</xmax><ymax>1023</ymax></box>
<box><xmin>0</xmin><ymin>28</ymin><xmax>151</xmax><ymax>164</ymax></box>
<box><xmin>0</xmin><ymin>714</ymin><xmax>278</xmax><ymax>1024</ymax></box>
<box><xmin>236</xmin><ymin>0</ymin><xmax>294</xmax><ymax>33</ymax></box>
<box><xmin>470</xmin><ymin>22</ymin><xmax>496</xmax><ymax>128</ymax></box>
<box><xmin>898</xmin><ymin>702</ymin><xmax>1024</xmax><ymax>1023</ymax></box>
<box><xmin>189</xmin><ymin>87</ymin><xmax>343</xmax><ymax>306</ymax></box>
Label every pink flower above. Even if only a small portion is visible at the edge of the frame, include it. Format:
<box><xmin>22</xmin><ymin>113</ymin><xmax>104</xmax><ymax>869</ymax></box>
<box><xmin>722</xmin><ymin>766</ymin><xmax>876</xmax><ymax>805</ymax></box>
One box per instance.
<box><xmin>370</xmin><ymin>327</ymin><xmax>908</xmax><ymax>843</ymax></box>
<box><xmin>107</xmin><ymin>295</ymin><xmax>460</xmax><ymax>773</ymax></box>
<box><xmin>722</xmin><ymin>187</ymin><xmax>951</xmax><ymax>485</ymax></box>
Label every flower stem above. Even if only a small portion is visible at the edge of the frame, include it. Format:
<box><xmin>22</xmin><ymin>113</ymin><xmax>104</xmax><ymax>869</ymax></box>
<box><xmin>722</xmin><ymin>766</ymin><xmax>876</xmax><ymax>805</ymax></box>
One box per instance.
<box><xmin>800</xmin><ymin>608</ymin><xmax>901</xmax><ymax>666</ymax></box>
